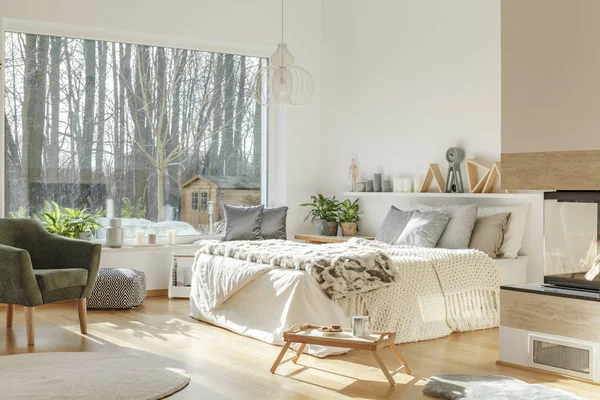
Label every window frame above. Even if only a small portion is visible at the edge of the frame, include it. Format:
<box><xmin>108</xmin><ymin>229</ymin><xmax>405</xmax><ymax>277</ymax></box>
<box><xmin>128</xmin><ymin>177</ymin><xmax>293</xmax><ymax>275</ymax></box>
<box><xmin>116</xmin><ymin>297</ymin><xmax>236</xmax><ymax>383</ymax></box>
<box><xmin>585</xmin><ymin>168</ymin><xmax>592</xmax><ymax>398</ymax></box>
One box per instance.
<box><xmin>200</xmin><ymin>192</ymin><xmax>208</xmax><ymax>212</ymax></box>
<box><xmin>0</xmin><ymin>19</ymin><xmax>270</xmax><ymax>218</ymax></box>
<box><xmin>191</xmin><ymin>192</ymin><xmax>199</xmax><ymax>211</ymax></box>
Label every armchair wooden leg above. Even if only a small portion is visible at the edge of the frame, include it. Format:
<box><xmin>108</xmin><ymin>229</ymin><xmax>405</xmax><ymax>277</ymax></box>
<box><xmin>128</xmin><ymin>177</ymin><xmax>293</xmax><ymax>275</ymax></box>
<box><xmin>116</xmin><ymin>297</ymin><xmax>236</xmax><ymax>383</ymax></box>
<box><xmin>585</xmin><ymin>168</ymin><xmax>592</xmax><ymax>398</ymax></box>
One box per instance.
<box><xmin>6</xmin><ymin>304</ymin><xmax>14</xmax><ymax>328</ymax></box>
<box><xmin>24</xmin><ymin>307</ymin><xmax>34</xmax><ymax>346</ymax></box>
<box><xmin>77</xmin><ymin>298</ymin><xmax>88</xmax><ymax>335</ymax></box>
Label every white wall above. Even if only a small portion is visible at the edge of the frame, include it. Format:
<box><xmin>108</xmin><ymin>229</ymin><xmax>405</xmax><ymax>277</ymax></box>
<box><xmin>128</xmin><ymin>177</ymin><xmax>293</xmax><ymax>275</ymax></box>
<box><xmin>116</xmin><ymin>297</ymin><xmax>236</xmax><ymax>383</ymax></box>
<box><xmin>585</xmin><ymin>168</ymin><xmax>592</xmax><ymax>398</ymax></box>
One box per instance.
<box><xmin>0</xmin><ymin>0</ymin><xmax>323</xmax><ymax>236</ymax></box>
<box><xmin>317</xmin><ymin>1</ymin><xmax>546</xmax><ymax>282</ymax></box>
<box><xmin>320</xmin><ymin>0</ymin><xmax>501</xmax><ymax>197</ymax></box>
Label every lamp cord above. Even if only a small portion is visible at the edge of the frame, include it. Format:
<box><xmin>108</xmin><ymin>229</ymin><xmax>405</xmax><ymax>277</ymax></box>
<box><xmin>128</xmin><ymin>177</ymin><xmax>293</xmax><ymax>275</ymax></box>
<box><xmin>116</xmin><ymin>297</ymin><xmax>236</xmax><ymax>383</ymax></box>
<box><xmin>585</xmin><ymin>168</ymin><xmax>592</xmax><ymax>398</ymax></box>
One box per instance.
<box><xmin>281</xmin><ymin>0</ymin><xmax>284</xmax><ymax>43</ymax></box>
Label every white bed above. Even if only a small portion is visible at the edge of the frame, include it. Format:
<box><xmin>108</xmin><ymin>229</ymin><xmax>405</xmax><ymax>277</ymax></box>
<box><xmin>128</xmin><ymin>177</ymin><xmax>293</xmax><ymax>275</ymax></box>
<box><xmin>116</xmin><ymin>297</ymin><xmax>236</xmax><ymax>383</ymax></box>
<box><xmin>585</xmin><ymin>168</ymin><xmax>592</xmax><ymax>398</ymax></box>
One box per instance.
<box><xmin>190</xmin><ymin>240</ymin><xmax>500</xmax><ymax>357</ymax></box>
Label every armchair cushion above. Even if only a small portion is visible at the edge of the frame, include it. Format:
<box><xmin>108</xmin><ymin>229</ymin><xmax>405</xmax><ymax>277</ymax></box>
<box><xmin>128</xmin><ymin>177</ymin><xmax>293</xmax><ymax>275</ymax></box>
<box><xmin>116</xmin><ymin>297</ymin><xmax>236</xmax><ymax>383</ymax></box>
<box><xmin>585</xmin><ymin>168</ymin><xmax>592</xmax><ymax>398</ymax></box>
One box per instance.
<box><xmin>34</xmin><ymin>268</ymin><xmax>88</xmax><ymax>292</ymax></box>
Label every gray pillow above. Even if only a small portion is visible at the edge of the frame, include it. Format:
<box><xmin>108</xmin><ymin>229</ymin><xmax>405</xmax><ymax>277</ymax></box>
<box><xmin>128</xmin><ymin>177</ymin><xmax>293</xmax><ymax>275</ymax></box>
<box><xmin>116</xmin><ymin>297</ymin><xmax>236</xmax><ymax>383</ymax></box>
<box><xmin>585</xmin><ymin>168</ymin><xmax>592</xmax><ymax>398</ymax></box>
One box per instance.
<box><xmin>261</xmin><ymin>206</ymin><xmax>288</xmax><ymax>240</ymax></box>
<box><xmin>223</xmin><ymin>204</ymin><xmax>264</xmax><ymax>241</ymax></box>
<box><xmin>469</xmin><ymin>212</ymin><xmax>511</xmax><ymax>258</ymax></box>
<box><xmin>397</xmin><ymin>211</ymin><xmax>451</xmax><ymax>248</ymax></box>
<box><xmin>435</xmin><ymin>204</ymin><xmax>478</xmax><ymax>249</ymax></box>
<box><xmin>375</xmin><ymin>206</ymin><xmax>414</xmax><ymax>244</ymax></box>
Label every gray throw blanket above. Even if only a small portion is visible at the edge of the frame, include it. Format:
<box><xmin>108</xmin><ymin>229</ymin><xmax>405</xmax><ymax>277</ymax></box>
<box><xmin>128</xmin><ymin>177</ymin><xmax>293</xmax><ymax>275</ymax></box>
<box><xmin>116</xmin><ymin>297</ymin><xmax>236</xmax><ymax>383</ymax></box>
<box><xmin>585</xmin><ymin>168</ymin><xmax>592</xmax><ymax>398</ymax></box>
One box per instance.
<box><xmin>197</xmin><ymin>240</ymin><xmax>400</xmax><ymax>300</ymax></box>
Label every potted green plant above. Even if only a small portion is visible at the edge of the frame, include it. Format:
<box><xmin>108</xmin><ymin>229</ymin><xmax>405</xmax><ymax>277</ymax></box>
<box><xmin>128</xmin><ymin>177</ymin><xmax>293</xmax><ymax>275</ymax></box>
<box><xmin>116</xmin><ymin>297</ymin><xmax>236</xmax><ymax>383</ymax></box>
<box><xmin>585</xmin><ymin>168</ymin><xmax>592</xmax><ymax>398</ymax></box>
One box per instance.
<box><xmin>301</xmin><ymin>194</ymin><xmax>340</xmax><ymax>236</ymax></box>
<box><xmin>40</xmin><ymin>201</ymin><xmax>103</xmax><ymax>241</ymax></box>
<box><xmin>338</xmin><ymin>199</ymin><xmax>362</xmax><ymax>236</ymax></box>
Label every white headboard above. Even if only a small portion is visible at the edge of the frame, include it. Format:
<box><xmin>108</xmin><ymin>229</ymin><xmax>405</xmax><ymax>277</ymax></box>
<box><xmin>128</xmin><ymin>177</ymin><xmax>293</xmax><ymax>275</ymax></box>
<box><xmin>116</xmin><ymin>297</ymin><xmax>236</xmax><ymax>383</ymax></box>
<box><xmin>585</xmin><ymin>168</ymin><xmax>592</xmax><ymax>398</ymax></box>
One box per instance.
<box><xmin>344</xmin><ymin>192</ymin><xmax>544</xmax><ymax>283</ymax></box>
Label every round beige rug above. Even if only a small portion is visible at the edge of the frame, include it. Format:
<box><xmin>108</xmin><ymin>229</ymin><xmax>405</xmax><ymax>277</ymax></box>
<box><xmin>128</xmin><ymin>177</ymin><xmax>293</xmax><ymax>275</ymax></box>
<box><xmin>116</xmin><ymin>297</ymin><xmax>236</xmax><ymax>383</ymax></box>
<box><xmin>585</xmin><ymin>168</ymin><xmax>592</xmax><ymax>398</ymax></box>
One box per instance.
<box><xmin>2</xmin><ymin>352</ymin><xmax>190</xmax><ymax>400</ymax></box>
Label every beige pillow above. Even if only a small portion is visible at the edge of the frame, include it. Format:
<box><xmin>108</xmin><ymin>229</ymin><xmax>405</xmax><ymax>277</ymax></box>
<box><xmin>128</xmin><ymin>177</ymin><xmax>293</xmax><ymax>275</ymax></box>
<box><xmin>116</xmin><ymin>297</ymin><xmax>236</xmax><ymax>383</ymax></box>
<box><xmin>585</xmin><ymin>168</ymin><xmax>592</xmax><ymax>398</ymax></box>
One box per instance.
<box><xmin>468</xmin><ymin>212</ymin><xmax>511</xmax><ymax>258</ymax></box>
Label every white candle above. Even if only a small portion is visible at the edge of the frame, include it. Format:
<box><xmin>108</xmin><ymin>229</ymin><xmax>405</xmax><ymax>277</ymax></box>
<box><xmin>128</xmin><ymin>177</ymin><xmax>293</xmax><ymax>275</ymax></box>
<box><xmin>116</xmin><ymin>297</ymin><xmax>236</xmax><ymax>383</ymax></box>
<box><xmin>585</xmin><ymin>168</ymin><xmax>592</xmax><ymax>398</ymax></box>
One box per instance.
<box><xmin>106</xmin><ymin>199</ymin><xmax>115</xmax><ymax>219</ymax></box>
<box><xmin>135</xmin><ymin>230</ymin><xmax>144</xmax><ymax>246</ymax></box>
<box><xmin>394</xmin><ymin>178</ymin><xmax>404</xmax><ymax>193</ymax></box>
<box><xmin>404</xmin><ymin>178</ymin><xmax>414</xmax><ymax>193</ymax></box>
<box><xmin>167</xmin><ymin>230</ymin><xmax>176</xmax><ymax>245</ymax></box>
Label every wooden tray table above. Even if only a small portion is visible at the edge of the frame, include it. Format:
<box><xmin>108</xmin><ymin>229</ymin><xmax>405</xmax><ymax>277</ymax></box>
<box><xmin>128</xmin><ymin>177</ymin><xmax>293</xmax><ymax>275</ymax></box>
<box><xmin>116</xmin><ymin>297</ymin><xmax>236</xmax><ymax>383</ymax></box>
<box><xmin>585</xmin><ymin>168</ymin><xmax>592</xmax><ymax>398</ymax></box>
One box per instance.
<box><xmin>270</xmin><ymin>324</ymin><xmax>411</xmax><ymax>385</ymax></box>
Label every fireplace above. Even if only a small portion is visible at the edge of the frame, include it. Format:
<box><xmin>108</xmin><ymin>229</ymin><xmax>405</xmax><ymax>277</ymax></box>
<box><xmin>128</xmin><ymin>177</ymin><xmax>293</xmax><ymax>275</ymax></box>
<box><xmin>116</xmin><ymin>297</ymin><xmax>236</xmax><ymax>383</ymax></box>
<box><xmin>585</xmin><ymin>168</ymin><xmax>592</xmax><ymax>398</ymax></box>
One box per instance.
<box><xmin>544</xmin><ymin>191</ymin><xmax>600</xmax><ymax>292</ymax></box>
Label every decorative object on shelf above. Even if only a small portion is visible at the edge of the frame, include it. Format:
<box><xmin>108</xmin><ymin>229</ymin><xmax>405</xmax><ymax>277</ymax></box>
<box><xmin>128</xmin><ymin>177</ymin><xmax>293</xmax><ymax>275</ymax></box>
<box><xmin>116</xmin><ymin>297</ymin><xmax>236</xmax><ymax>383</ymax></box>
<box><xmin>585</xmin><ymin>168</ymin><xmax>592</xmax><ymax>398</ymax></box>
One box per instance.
<box><xmin>413</xmin><ymin>176</ymin><xmax>423</xmax><ymax>193</ymax></box>
<box><xmin>349</xmin><ymin>158</ymin><xmax>359</xmax><ymax>192</ymax></box>
<box><xmin>338</xmin><ymin>198</ymin><xmax>361</xmax><ymax>236</ymax></box>
<box><xmin>254</xmin><ymin>0</ymin><xmax>314</xmax><ymax>107</ymax></box>
<box><xmin>135</xmin><ymin>230</ymin><xmax>144</xmax><ymax>246</ymax></box>
<box><xmin>366</xmin><ymin>180</ymin><xmax>374</xmax><ymax>192</ymax></box>
<box><xmin>419</xmin><ymin>164</ymin><xmax>446</xmax><ymax>193</ymax></box>
<box><xmin>403</xmin><ymin>178</ymin><xmax>414</xmax><ymax>193</ymax></box>
<box><xmin>394</xmin><ymin>178</ymin><xmax>404</xmax><ymax>192</ymax></box>
<box><xmin>105</xmin><ymin>218</ymin><xmax>123</xmax><ymax>248</ymax></box>
<box><xmin>373</xmin><ymin>173</ymin><xmax>382</xmax><ymax>192</ymax></box>
<box><xmin>148</xmin><ymin>233</ymin><xmax>157</xmax><ymax>245</ymax></box>
<box><xmin>445</xmin><ymin>147</ymin><xmax>465</xmax><ymax>193</ymax></box>
<box><xmin>301</xmin><ymin>194</ymin><xmax>340</xmax><ymax>236</ymax></box>
<box><xmin>466</xmin><ymin>160</ymin><xmax>510</xmax><ymax>194</ymax></box>
<box><xmin>482</xmin><ymin>162</ymin><xmax>502</xmax><ymax>193</ymax></box>
<box><xmin>466</xmin><ymin>159</ymin><xmax>492</xmax><ymax>193</ymax></box>
<box><xmin>106</xmin><ymin>198</ymin><xmax>115</xmax><ymax>219</ymax></box>
<box><xmin>382</xmin><ymin>180</ymin><xmax>391</xmax><ymax>192</ymax></box>
<box><xmin>167</xmin><ymin>229</ymin><xmax>177</xmax><ymax>245</ymax></box>
<box><xmin>356</xmin><ymin>181</ymin><xmax>366</xmax><ymax>192</ymax></box>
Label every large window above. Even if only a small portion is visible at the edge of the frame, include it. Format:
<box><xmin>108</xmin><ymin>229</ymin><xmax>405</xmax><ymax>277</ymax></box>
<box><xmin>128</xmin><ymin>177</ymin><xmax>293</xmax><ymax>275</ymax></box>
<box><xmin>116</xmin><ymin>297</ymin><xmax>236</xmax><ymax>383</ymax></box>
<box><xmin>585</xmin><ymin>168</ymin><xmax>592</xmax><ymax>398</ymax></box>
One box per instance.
<box><xmin>3</xmin><ymin>32</ymin><xmax>266</xmax><ymax>237</ymax></box>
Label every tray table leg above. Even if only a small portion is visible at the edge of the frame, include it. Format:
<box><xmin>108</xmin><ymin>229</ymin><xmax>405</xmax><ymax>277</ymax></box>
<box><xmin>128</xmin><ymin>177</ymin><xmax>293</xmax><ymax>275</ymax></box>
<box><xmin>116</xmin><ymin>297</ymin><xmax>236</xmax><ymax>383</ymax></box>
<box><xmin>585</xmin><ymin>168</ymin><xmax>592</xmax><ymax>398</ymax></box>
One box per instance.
<box><xmin>390</xmin><ymin>344</ymin><xmax>411</xmax><ymax>374</ymax></box>
<box><xmin>270</xmin><ymin>342</ymin><xmax>292</xmax><ymax>374</ymax></box>
<box><xmin>371</xmin><ymin>350</ymin><xmax>395</xmax><ymax>385</ymax></box>
<box><xmin>293</xmin><ymin>343</ymin><xmax>307</xmax><ymax>364</ymax></box>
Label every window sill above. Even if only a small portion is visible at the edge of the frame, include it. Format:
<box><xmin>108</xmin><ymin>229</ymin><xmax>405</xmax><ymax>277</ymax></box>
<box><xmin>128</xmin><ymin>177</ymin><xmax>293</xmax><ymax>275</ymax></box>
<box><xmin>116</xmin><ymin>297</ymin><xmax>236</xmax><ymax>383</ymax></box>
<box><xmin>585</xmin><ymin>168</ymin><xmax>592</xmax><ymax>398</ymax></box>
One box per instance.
<box><xmin>100</xmin><ymin>243</ymin><xmax>202</xmax><ymax>253</ymax></box>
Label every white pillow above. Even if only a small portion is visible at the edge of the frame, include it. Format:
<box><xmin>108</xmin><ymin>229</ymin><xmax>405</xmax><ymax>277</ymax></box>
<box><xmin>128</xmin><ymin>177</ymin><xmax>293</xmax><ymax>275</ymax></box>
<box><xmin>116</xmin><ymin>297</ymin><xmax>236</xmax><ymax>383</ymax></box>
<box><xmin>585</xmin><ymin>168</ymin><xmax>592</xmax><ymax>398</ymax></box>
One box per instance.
<box><xmin>477</xmin><ymin>204</ymin><xmax>529</xmax><ymax>259</ymax></box>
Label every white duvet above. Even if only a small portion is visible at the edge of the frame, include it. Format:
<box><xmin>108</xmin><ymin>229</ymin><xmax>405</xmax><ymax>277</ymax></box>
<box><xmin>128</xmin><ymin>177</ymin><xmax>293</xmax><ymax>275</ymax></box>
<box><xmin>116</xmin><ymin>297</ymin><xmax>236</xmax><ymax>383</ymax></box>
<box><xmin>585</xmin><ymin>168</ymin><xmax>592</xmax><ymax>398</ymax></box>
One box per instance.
<box><xmin>190</xmin><ymin>240</ymin><xmax>500</xmax><ymax>357</ymax></box>
<box><xmin>190</xmin><ymin>253</ymin><xmax>349</xmax><ymax>357</ymax></box>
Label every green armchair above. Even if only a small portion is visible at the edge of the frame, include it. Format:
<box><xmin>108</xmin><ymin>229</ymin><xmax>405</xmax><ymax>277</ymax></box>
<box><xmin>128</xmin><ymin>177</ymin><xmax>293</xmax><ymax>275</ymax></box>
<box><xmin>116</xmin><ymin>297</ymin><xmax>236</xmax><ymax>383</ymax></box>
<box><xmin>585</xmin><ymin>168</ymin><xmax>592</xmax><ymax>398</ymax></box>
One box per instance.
<box><xmin>0</xmin><ymin>219</ymin><xmax>101</xmax><ymax>346</ymax></box>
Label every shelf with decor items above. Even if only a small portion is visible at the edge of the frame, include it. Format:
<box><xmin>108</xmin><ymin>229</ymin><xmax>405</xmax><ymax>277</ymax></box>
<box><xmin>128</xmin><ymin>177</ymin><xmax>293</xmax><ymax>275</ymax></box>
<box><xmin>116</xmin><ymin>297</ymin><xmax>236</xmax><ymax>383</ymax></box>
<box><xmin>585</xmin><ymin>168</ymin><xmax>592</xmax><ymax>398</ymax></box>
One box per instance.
<box><xmin>343</xmin><ymin>192</ymin><xmax>542</xmax><ymax>200</ymax></box>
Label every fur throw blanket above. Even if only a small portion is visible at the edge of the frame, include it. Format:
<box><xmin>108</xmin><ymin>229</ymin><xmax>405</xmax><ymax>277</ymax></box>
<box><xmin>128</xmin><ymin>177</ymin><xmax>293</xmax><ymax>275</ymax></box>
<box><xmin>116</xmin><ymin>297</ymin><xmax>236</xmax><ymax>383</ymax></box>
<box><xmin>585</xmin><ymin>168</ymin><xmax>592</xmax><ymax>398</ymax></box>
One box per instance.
<box><xmin>197</xmin><ymin>240</ymin><xmax>400</xmax><ymax>300</ymax></box>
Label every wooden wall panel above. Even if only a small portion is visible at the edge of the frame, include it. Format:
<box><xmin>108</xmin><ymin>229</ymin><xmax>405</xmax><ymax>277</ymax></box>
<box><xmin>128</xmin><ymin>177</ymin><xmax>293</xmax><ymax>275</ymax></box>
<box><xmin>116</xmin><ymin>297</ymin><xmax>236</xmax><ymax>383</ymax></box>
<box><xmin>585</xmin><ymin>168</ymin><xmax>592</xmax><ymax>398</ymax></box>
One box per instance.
<box><xmin>501</xmin><ymin>290</ymin><xmax>600</xmax><ymax>342</ymax></box>
<box><xmin>501</xmin><ymin>150</ymin><xmax>600</xmax><ymax>190</ymax></box>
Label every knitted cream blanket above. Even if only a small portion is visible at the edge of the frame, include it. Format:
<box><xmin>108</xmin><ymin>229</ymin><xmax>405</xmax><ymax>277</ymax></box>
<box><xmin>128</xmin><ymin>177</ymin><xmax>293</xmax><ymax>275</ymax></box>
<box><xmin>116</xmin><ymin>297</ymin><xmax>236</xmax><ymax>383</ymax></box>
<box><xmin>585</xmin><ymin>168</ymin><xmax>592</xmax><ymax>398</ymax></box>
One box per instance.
<box><xmin>356</xmin><ymin>240</ymin><xmax>501</xmax><ymax>332</ymax></box>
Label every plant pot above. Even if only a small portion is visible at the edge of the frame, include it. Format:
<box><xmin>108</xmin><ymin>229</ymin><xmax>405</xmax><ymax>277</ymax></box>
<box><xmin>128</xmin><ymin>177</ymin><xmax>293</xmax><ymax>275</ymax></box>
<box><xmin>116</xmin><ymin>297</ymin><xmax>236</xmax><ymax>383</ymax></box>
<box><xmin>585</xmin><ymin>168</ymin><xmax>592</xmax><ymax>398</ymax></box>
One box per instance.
<box><xmin>316</xmin><ymin>220</ymin><xmax>338</xmax><ymax>236</ymax></box>
<box><xmin>78</xmin><ymin>231</ymin><xmax>93</xmax><ymax>241</ymax></box>
<box><xmin>341</xmin><ymin>222</ymin><xmax>358</xmax><ymax>236</ymax></box>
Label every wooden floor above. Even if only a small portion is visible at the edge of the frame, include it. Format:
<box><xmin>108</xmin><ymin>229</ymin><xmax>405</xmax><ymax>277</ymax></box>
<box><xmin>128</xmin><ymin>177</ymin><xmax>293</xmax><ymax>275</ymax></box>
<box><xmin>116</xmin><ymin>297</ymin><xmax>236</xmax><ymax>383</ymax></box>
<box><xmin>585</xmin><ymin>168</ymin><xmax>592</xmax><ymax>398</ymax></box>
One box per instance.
<box><xmin>1</xmin><ymin>297</ymin><xmax>599</xmax><ymax>399</ymax></box>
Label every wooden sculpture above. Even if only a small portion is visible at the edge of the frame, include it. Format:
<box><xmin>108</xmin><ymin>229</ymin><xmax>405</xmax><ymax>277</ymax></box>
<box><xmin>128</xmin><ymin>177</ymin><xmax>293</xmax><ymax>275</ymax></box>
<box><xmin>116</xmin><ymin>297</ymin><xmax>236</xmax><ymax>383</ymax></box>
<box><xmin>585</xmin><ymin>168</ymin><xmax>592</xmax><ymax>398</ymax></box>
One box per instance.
<box><xmin>420</xmin><ymin>164</ymin><xmax>445</xmax><ymax>193</ymax></box>
<box><xmin>482</xmin><ymin>162</ymin><xmax>502</xmax><ymax>193</ymax></box>
<box><xmin>466</xmin><ymin>159</ymin><xmax>492</xmax><ymax>193</ymax></box>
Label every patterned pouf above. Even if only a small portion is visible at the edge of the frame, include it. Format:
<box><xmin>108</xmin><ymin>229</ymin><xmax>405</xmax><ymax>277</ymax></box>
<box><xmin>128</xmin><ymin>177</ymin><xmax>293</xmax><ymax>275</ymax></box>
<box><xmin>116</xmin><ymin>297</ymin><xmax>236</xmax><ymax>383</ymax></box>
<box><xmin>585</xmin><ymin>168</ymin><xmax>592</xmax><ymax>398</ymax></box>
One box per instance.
<box><xmin>88</xmin><ymin>268</ymin><xmax>147</xmax><ymax>309</ymax></box>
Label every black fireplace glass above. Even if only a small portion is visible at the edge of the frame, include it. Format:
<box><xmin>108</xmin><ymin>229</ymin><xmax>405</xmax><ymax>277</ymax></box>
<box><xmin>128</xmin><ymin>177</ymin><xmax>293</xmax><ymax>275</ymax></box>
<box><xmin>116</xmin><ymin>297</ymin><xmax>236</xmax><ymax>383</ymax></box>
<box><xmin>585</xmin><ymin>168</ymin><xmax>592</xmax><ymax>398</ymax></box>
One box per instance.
<box><xmin>544</xmin><ymin>191</ymin><xmax>600</xmax><ymax>292</ymax></box>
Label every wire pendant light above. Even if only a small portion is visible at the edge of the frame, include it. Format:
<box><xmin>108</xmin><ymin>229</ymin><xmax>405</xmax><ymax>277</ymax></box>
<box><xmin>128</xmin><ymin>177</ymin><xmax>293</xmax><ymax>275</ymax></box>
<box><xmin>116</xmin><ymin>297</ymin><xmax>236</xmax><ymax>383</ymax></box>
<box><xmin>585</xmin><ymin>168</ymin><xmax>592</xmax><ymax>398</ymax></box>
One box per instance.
<box><xmin>254</xmin><ymin>0</ymin><xmax>314</xmax><ymax>107</ymax></box>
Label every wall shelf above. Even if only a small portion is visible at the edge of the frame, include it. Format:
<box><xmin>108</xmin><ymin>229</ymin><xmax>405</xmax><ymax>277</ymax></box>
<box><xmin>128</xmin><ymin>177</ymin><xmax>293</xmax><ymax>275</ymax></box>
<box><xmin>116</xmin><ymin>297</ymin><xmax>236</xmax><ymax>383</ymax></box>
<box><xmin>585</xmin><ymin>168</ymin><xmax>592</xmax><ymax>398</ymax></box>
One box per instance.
<box><xmin>343</xmin><ymin>191</ymin><xmax>542</xmax><ymax>200</ymax></box>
